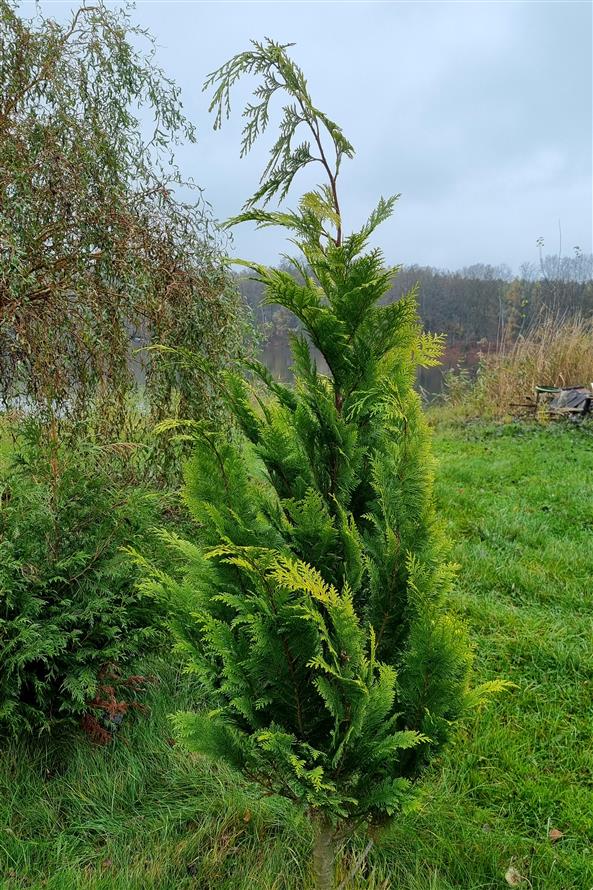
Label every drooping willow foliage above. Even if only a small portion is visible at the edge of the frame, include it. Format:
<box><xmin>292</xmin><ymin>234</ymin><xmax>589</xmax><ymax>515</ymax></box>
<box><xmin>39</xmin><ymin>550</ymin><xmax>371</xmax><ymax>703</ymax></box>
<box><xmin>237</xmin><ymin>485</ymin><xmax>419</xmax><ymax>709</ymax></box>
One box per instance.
<box><xmin>0</xmin><ymin>1</ymin><xmax>245</xmax><ymax>437</ymax></box>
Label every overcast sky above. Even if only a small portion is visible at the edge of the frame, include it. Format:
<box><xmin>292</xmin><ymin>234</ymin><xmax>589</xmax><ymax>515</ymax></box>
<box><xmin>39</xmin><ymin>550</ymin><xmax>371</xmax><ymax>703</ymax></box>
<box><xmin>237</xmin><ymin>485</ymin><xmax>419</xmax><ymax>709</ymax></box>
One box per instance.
<box><xmin>25</xmin><ymin>1</ymin><xmax>593</xmax><ymax>271</ymax></box>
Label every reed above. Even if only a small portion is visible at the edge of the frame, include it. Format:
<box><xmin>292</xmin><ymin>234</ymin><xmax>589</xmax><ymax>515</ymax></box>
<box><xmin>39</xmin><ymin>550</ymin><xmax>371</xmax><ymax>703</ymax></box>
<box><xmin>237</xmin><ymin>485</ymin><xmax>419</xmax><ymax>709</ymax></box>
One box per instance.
<box><xmin>444</xmin><ymin>311</ymin><xmax>593</xmax><ymax>418</ymax></box>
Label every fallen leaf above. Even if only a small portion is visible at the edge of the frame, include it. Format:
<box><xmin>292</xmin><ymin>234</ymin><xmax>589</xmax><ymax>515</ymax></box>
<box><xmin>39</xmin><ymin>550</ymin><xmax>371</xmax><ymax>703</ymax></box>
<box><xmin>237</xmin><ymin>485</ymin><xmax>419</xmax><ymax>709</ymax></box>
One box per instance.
<box><xmin>101</xmin><ymin>858</ymin><xmax>113</xmax><ymax>870</ymax></box>
<box><xmin>505</xmin><ymin>866</ymin><xmax>527</xmax><ymax>886</ymax></box>
<box><xmin>548</xmin><ymin>827</ymin><xmax>564</xmax><ymax>843</ymax></box>
<box><xmin>243</xmin><ymin>809</ymin><xmax>252</xmax><ymax>823</ymax></box>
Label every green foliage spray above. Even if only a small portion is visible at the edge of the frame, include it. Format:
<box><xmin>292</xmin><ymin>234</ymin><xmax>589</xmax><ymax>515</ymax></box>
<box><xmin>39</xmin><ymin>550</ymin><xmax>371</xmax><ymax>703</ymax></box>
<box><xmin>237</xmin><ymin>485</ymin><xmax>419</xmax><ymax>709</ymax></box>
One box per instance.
<box><xmin>140</xmin><ymin>40</ymin><xmax>503</xmax><ymax>888</ymax></box>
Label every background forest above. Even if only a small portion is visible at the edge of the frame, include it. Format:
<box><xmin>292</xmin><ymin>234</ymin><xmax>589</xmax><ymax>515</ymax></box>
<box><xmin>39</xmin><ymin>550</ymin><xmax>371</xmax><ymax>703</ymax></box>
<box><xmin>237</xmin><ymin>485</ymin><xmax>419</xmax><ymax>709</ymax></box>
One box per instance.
<box><xmin>240</xmin><ymin>251</ymin><xmax>593</xmax><ymax>390</ymax></box>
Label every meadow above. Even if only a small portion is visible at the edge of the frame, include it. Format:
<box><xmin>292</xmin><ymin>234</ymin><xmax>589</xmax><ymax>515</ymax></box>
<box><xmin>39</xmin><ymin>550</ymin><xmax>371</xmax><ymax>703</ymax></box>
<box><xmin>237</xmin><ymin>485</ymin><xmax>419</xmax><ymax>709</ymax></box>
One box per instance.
<box><xmin>1</xmin><ymin>419</ymin><xmax>591</xmax><ymax>890</ymax></box>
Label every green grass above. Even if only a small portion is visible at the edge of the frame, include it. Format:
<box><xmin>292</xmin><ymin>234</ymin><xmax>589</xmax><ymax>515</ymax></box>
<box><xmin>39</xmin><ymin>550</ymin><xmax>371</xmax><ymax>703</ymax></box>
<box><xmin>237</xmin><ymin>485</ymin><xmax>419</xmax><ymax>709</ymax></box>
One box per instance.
<box><xmin>1</xmin><ymin>421</ymin><xmax>592</xmax><ymax>889</ymax></box>
<box><xmin>0</xmin><ymin>416</ymin><xmax>15</xmax><ymax>472</ymax></box>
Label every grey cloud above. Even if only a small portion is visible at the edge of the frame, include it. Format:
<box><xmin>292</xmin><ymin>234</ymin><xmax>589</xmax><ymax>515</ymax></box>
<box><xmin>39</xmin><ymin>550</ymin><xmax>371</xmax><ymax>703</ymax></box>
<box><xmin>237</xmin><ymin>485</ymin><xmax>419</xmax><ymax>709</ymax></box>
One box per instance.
<box><xmin>22</xmin><ymin>1</ymin><xmax>593</xmax><ymax>270</ymax></box>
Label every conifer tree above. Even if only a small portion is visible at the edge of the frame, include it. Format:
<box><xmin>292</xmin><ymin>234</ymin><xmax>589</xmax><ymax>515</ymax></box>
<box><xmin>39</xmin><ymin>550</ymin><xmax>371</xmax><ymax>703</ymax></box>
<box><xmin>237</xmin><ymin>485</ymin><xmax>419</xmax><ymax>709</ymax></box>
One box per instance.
<box><xmin>139</xmin><ymin>39</ymin><xmax>504</xmax><ymax>888</ymax></box>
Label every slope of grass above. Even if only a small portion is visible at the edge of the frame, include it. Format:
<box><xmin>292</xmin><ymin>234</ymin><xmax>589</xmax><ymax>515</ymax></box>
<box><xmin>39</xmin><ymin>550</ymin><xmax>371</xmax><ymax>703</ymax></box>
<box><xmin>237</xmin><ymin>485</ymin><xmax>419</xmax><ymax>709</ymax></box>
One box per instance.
<box><xmin>1</xmin><ymin>421</ymin><xmax>592</xmax><ymax>889</ymax></box>
<box><xmin>384</xmin><ymin>420</ymin><xmax>593</xmax><ymax>889</ymax></box>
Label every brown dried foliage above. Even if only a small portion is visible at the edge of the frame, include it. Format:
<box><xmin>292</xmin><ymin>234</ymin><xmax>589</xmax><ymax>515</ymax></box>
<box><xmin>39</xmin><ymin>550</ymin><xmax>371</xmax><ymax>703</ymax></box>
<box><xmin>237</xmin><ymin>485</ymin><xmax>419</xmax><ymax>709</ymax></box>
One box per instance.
<box><xmin>81</xmin><ymin>664</ymin><xmax>154</xmax><ymax>744</ymax></box>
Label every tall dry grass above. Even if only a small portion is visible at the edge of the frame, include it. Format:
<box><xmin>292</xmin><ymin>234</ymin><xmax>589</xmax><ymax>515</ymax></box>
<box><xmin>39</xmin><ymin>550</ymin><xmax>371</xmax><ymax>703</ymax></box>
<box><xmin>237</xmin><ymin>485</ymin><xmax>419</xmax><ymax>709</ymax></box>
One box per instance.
<box><xmin>443</xmin><ymin>312</ymin><xmax>593</xmax><ymax>418</ymax></box>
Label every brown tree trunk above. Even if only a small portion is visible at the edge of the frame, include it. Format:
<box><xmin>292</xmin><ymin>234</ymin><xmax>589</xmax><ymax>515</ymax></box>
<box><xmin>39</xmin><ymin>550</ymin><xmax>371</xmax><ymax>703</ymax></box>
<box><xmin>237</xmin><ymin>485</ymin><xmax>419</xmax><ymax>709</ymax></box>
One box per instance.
<box><xmin>312</xmin><ymin>815</ymin><xmax>335</xmax><ymax>890</ymax></box>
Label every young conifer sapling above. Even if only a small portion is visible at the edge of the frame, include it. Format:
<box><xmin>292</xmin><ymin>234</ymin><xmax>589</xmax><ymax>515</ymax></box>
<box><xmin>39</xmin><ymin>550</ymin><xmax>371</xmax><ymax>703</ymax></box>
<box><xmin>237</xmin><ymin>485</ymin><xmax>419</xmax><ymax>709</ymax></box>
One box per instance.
<box><xmin>139</xmin><ymin>39</ymin><xmax>505</xmax><ymax>889</ymax></box>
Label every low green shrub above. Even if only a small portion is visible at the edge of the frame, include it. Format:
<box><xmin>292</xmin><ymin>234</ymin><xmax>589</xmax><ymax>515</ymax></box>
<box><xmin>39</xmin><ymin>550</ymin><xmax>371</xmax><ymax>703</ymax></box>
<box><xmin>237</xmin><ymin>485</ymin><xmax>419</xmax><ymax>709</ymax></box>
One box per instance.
<box><xmin>0</xmin><ymin>423</ymin><xmax>167</xmax><ymax>735</ymax></box>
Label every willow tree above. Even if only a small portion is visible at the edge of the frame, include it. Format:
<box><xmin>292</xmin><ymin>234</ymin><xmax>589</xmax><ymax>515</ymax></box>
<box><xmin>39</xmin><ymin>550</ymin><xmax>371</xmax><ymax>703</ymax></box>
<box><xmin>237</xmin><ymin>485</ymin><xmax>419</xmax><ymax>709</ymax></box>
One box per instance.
<box><xmin>0</xmin><ymin>1</ymin><xmax>243</xmax><ymax>437</ymax></box>
<box><xmin>140</xmin><ymin>39</ymin><xmax>504</xmax><ymax>888</ymax></box>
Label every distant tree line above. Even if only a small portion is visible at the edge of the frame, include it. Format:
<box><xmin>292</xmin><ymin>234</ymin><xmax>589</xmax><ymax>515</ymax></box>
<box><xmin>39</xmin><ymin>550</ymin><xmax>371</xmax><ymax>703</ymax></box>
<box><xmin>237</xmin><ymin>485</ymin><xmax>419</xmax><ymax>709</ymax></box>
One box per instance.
<box><xmin>240</xmin><ymin>250</ymin><xmax>593</xmax><ymax>353</ymax></box>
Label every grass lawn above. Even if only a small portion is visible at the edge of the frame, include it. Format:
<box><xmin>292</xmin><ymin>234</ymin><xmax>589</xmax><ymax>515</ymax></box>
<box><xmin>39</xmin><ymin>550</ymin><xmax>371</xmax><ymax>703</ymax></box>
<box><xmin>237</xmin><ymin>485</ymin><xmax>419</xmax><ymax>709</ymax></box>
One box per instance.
<box><xmin>1</xmin><ymin>421</ymin><xmax>592</xmax><ymax>889</ymax></box>
<box><xmin>0</xmin><ymin>417</ymin><xmax>15</xmax><ymax>472</ymax></box>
